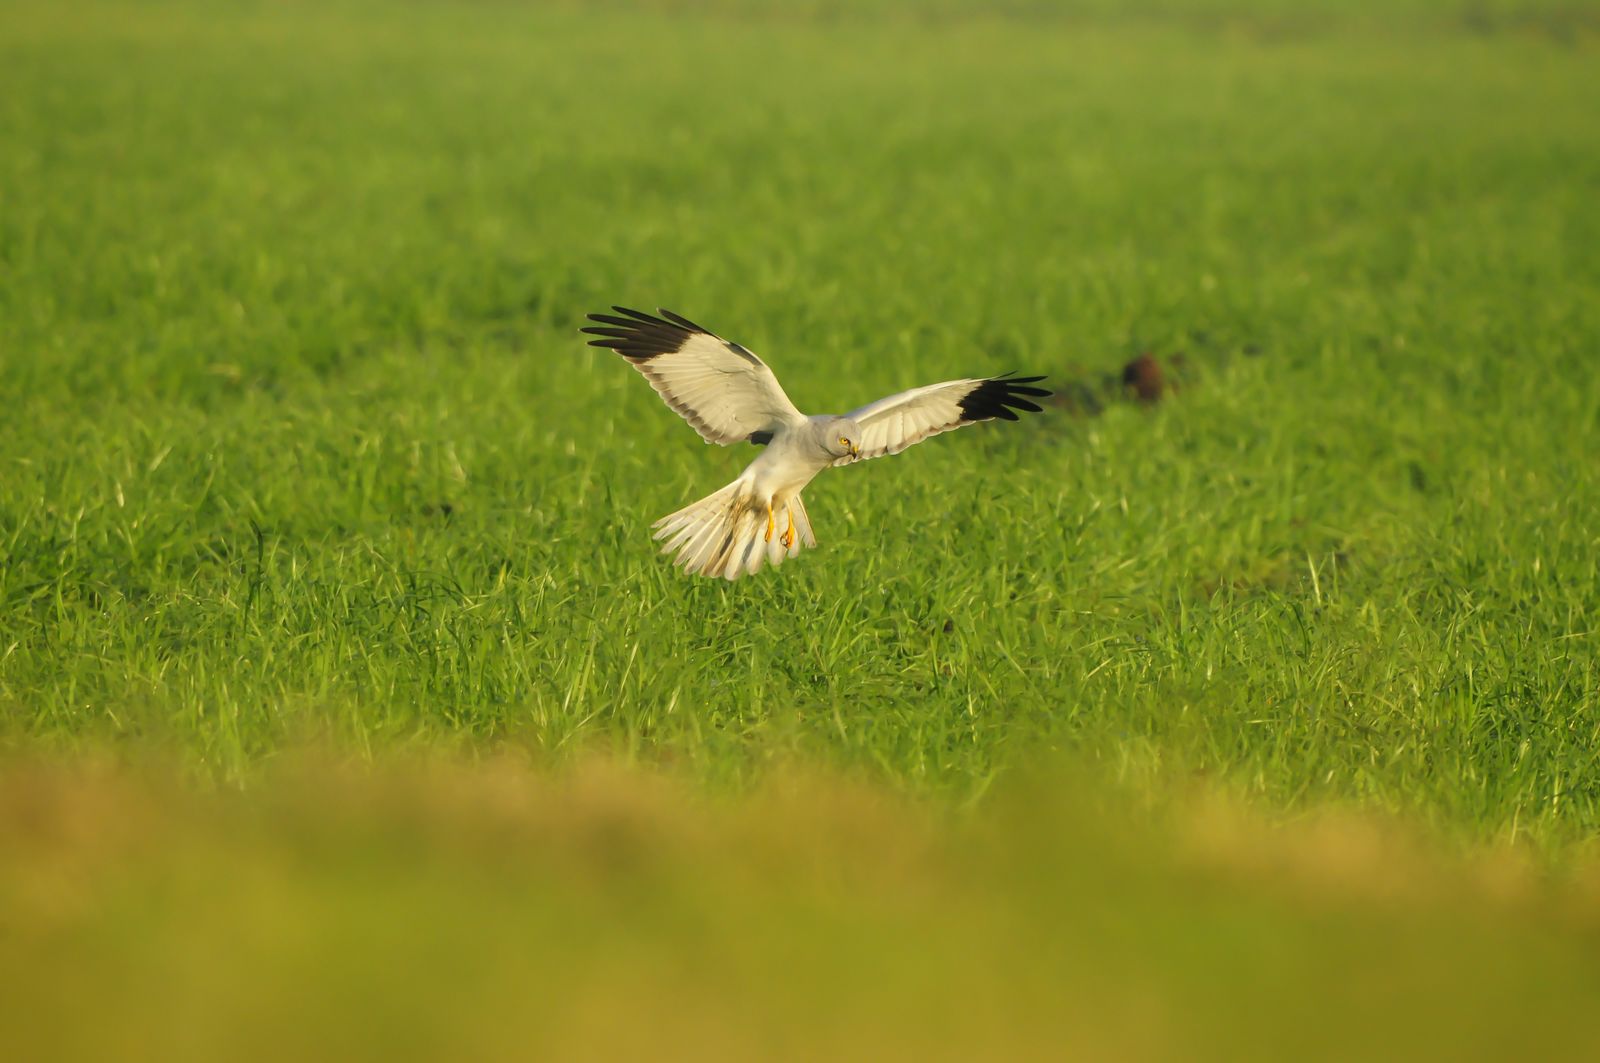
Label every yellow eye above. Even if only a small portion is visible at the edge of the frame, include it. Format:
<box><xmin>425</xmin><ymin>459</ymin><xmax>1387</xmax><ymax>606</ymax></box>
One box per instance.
<box><xmin>839</xmin><ymin>437</ymin><xmax>849</xmax><ymax>447</ymax></box>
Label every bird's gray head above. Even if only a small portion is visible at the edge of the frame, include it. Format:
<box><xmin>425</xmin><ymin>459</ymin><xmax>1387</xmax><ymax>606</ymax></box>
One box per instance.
<box><xmin>819</xmin><ymin>416</ymin><xmax>862</xmax><ymax>461</ymax></box>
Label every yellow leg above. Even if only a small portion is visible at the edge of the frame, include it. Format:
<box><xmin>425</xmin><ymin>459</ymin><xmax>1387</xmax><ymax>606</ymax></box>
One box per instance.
<box><xmin>782</xmin><ymin>509</ymin><xmax>795</xmax><ymax>550</ymax></box>
<box><xmin>764</xmin><ymin>502</ymin><xmax>774</xmax><ymax>543</ymax></box>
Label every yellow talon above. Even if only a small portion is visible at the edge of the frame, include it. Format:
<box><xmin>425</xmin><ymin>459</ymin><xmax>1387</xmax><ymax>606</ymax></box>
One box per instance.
<box><xmin>782</xmin><ymin>510</ymin><xmax>795</xmax><ymax>550</ymax></box>
<box><xmin>764</xmin><ymin>504</ymin><xmax>774</xmax><ymax>543</ymax></box>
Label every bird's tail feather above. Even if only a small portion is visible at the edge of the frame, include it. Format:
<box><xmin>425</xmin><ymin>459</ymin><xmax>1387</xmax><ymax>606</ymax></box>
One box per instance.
<box><xmin>652</xmin><ymin>481</ymin><xmax>813</xmax><ymax>580</ymax></box>
<box><xmin>789</xmin><ymin>493</ymin><xmax>817</xmax><ymax>550</ymax></box>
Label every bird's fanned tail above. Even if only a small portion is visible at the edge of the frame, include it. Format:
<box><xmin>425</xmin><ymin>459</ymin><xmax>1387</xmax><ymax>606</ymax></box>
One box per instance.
<box><xmin>652</xmin><ymin>480</ymin><xmax>813</xmax><ymax>580</ymax></box>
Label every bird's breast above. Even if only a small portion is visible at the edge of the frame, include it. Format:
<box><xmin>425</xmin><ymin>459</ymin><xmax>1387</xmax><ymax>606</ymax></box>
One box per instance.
<box><xmin>745</xmin><ymin>435</ymin><xmax>829</xmax><ymax>500</ymax></box>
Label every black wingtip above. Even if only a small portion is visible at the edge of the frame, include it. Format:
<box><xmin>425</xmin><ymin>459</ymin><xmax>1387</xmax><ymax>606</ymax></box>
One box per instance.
<box><xmin>580</xmin><ymin>304</ymin><xmax>745</xmax><ymax>365</ymax></box>
<box><xmin>959</xmin><ymin>375</ymin><xmax>1053</xmax><ymax>423</ymax></box>
<box><xmin>581</xmin><ymin>306</ymin><xmax>702</xmax><ymax>362</ymax></box>
<box><xmin>611</xmin><ymin>305</ymin><xmax>664</xmax><ymax>325</ymax></box>
<box><xmin>657</xmin><ymin>308</ymin><xmax>711</xmax><ymax>334</ymax></box>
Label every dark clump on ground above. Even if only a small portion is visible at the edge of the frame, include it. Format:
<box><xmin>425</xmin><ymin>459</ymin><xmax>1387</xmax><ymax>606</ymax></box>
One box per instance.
<box><xmin>1122</xmin><ymin>353</ymin><xmax>1166</xmax><ymax>403</ymax></box>
<box><xmin>1046</xmin><ymin>351</ymin><xmax>1195</xmax><ymax>417</ymax></box>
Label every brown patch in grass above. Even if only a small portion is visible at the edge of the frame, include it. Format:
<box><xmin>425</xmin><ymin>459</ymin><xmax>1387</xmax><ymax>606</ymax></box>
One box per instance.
<box><xmin>1122</xmin><ymin>353</ymin><xmax>1166</xmax><ymax>403</ymax></box>
<box><xmin>1045</xmin><ymin>351</ymin><xmax>1194</xmax><ymax>419</ymax></box>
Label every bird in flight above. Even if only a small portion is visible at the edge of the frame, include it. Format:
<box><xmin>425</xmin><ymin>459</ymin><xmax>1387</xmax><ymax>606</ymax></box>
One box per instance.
<box><xmin>582</xmin><ymin>307</ymin><xmax>1050</xmax><ymax>580</ymax></box>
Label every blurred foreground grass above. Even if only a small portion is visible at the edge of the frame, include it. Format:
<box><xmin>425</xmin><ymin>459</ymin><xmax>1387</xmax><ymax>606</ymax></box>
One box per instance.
<box><xmin>4</xmin><ymin>755</ymin><xmax>1600</xmax><ymax>1061</ymax></box>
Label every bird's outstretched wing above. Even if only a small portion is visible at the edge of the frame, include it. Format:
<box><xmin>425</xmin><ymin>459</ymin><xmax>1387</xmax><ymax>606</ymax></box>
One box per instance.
<box><xmin>840</xmin><ymin>375</ymin><xmax>1050</xmax><ymax>465</ymax></box>
<box><xmin>582</xmin><ymin>307</ymin><xmax>805</xmax><ymax>446</ymax></box>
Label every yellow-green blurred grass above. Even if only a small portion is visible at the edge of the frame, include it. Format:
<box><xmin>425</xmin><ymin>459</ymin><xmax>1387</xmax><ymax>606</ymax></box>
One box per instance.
<box><xmin>4</xmin><ymin>755</ymin><xmax>1599</xmax><ymax>1061</ymax></box>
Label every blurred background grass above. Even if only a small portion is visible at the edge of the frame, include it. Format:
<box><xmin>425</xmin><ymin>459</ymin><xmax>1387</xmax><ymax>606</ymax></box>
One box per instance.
<box><xmin>1</xmin><ymin>0</ymin><xmax>1598</xmax><ymax>1055</ymax></box>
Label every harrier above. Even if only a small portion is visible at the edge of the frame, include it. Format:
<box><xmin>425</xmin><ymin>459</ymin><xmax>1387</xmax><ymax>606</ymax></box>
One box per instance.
<box><xmin>583</xmin><ymin>307</ymin><xmax>1050</xmax><ymax>580</ymax></box>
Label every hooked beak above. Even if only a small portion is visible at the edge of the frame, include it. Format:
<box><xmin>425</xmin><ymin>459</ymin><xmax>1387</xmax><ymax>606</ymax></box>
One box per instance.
<box><xmin>850</xmin><ymin>442</ymin><xmax>861</xmax><ymax>459</ymax></box>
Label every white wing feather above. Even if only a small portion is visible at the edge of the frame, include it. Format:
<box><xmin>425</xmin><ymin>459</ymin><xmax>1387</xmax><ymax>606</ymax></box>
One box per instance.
<box><xmin>841</xmin><ymin>375</ymin><xmax>1050</xmax><ymax>464</ymax></box>
<box><xmin>583</xmin><ymin>307</ymin><xmax>805</xmax><ymax>445</ymax></box>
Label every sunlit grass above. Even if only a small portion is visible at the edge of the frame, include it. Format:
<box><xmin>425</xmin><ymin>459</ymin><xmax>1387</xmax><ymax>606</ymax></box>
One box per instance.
<box><xmin>5</xmin><ymin>0</ymin><xmax>1595</xmax><ymax>841</ymax></box>
<box><xmin>0</xmin><ymin>1</ymin><xmax>1598</xmax><ymax>1052</ymax></box>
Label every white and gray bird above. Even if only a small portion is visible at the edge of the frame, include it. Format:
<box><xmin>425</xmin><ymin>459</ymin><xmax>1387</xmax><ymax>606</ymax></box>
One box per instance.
<box><xmin>583</xmin><ymin>306</ymin><xmax>1050</xmax><ymax>580</ymax></box>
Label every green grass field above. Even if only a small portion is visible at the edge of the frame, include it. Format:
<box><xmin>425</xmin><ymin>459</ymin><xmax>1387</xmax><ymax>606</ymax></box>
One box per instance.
<box><xmin>3</xmin><ymin>0</ymin><xmax>1599</xmax><ymax>1057</ymax></box>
